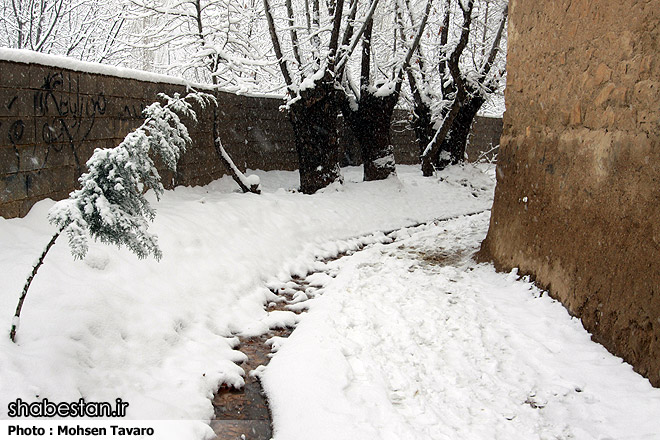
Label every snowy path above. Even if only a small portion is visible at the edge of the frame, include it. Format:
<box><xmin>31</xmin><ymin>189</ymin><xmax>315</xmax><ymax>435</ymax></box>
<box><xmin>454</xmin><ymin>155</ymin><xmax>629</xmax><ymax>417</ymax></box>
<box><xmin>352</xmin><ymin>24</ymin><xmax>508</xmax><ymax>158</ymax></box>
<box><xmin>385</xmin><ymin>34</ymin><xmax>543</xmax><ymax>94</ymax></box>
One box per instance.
<box><xmin>0</xmin><ymin>165</ymin><xmax>494</xmax><ymax>438</ymax></box>
<box><xmin>2</xmin><ymin>164</ymin><xmax>658</xmax><ymax>439</ymax></box>
<box><xmin>262</xmin><ymin>213</ymin><xmax>660</xmax><ymax>440</ymax></box>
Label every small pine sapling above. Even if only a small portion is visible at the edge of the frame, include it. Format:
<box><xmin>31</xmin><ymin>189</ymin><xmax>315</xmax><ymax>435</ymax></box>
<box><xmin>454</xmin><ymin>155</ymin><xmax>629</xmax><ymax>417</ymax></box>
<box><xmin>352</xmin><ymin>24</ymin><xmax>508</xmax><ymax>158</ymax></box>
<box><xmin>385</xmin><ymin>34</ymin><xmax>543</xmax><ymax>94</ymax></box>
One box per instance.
<box><xmin>9</xmin><ymin>91</ymin><xmax>214</xmax><ymax>342</ymax></box>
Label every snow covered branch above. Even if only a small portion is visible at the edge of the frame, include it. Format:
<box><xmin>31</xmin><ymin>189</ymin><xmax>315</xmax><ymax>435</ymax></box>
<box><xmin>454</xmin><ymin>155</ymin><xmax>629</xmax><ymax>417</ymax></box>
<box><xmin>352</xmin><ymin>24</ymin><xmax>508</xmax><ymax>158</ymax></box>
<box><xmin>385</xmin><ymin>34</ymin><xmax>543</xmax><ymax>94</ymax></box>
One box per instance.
<box><xmin>48</xmin><ymin>91</ymin><xmax>213</xmax><ymax>260</ymax></box>
<box><xmin>9</xmin><ymin>91</ymin><xmax>213</xmax><ymax>343</ymax></box>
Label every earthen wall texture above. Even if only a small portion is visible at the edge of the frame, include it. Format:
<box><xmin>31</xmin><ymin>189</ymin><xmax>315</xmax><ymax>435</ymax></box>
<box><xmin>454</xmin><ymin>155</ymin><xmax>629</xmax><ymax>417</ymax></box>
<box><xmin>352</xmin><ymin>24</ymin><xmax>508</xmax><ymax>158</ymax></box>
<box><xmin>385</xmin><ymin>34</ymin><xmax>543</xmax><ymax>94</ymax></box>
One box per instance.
<box><xmin>480</xmin><ymin>0</ymin><xmax>660</xmax><ymax>385</ymax></box>
<box><xmin>0</xmin><ymin>59</ymin><xmax>502</xmax><ymax>219</ymax></box>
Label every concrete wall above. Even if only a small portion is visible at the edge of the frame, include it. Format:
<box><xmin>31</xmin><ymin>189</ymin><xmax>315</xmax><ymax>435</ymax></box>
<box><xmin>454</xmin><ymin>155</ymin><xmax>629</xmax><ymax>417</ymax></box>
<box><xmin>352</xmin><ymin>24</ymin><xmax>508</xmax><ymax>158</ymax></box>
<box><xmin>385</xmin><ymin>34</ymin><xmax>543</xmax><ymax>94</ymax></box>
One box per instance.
<box><xmin>0</xmin><ymin>57</ymin><xmax>502</xmax><ymax>219</ymax></box>
<box><xmin>480</xmin><ymin>0</ymin><xmax>660</xmax><ymax>386</ymax></box>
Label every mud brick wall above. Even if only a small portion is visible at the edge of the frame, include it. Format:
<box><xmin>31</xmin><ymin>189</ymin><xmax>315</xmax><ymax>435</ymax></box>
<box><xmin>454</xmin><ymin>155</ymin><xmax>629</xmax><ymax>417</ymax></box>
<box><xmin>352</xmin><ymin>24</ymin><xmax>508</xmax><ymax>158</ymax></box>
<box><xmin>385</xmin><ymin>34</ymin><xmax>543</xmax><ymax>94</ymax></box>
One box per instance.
<box><xmin>480</xmin><ymin>0</ymin><xmax>660</xmax><ymax>385</ymax></box>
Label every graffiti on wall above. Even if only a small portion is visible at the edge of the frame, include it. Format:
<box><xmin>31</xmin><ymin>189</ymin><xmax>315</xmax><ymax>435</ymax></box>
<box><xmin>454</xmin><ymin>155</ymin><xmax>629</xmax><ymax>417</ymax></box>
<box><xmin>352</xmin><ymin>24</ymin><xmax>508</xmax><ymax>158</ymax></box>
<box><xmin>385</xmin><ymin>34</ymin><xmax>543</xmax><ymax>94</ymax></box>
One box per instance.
<box><xmin>1</xmin><ymin>71</ymin><xmax>111</xmax><ymax>177</ymax></box>
<box><xmin>0</xmin><ymin>95</ymin><xmax>24</xmax><ymax>171</ymax></box>
<box><xmin>34</xmin><ymin>72</ymin><xmax>107</xmax><ymax>173</ymax></box>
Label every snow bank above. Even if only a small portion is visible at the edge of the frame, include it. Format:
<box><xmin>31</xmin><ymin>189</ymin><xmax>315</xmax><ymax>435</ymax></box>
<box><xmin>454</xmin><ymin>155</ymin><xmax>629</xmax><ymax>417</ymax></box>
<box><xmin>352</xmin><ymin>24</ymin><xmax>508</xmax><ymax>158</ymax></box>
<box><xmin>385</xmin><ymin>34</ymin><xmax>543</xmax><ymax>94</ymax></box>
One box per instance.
<box><xmin>0</xmin><ymin>165</ymin><xmax>494</xmax><ymax>438</ymax></box>
<box><xmin>261</xmin><ymin>212</ymin><xmax>660</xmax><ymax>440</ymax></box>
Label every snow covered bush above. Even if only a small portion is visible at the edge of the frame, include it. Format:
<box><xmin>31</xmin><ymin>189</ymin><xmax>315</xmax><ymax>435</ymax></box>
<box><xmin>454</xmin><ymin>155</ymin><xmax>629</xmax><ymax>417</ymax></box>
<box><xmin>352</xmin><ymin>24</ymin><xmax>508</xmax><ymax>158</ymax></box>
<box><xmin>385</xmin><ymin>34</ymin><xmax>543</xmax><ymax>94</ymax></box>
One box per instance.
<box><xmin>9</xmin><ymin>91</ymin><xmax>213</xmax><ymax>342</ymax></box>
<box><xmin>49</xmin><ymin>91</ymin><xmax>213</xmax><ymax>259</ymax></box>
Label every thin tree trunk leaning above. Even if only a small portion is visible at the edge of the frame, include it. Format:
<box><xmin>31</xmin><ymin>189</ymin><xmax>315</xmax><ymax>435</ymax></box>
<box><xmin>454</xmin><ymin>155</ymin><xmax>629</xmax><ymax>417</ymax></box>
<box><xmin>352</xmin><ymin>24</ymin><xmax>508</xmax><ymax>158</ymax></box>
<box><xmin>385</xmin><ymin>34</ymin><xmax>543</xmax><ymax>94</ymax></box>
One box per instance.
<box><xmin>214</xmin><ymin>135</ymin><xmax>261</xmax><ymax>194</ymax></box>
<box><xmin>212</xmin><ymin>105</ymin><xmax>260</xmax><ymax>194</ymax></box>
<box><xmin>10</xmin><ymin>226</ymin><xmax>64</xmax><ymax>342</ymax></box>
<box><xmin>435</xmin><ymin>93</ymin><xmax>485</xmax><ymax>169</ymax></box>
<box><xmin>192</xmin><ymin>0</ymin><xmax>257</xmax><ymax>196</ymax></box>
<box><xmin>289</xmin><ymin>77</ymin><xmax>343</xmax><ymax>194</ymax></box>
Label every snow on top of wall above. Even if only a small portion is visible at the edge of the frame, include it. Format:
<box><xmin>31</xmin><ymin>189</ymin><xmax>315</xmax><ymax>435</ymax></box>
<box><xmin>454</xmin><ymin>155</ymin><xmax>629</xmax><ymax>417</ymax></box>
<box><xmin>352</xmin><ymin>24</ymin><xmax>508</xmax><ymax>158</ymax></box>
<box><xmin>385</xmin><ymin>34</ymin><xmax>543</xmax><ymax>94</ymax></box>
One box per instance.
<box><xmin>0</xmin><ymin>48</ymin><xmax>286</xmax><ymax>99</ymax></box>
<box><xmin>0</xmin><ymin>48</ymin><xmax>209</xmax><ymax>88</ymax></box>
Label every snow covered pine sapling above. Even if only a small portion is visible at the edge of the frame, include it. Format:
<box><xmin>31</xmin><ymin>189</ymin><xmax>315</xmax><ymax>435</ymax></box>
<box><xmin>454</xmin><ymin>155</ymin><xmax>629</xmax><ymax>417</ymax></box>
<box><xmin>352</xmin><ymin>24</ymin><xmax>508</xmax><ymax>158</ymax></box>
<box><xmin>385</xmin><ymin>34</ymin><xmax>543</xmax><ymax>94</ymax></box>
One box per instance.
<box><xmin>9</xmin><ymin>91</ymin><xmax>213</xmax><ymax>342</ymax></box>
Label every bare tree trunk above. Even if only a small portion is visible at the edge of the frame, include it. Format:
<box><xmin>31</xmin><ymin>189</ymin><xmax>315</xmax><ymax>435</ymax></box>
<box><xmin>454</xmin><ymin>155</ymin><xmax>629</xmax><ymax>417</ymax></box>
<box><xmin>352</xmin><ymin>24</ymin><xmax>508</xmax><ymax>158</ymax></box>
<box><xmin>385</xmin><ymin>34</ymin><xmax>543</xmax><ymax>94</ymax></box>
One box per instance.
<box><xmin>409</xmin><ymin>98</ymin><xmax>434</xmax><ymax>157</ymax></box>
<box><xmin>420</xmin><ymin>1</ymin><xmax>506</xmax><ymax>174</ymax></box>
<box><xmin>343</xmin><ymin>15</ymin><xmax>396</xmax><ymax>181</ymax></box>
<box><xmin>420</xmin><ymin>98</ymin><xmax>461</xmax><ymax>176</ymax></box>
<box><xmin>420</xmin><ymin>0</ymin><xmax>474</xmax><ymax>176</ymax></box>
<box><xmin>340</xmin><ymin>0</ymin><xmax>432</xmax><ymax>181</ymax></box>
<box><xmin>343</xmin><ymin>92</ymin><xmax>398</xmax><ymax>181</ymax></box>
<box><xmin>289</xmin><ymin>77</ymin><xmax>343</xmax><ymax>193</ymax></box>
<box><xmin>435</xmin><ymin>93</ymin><xmax>485</xmax><ymax>169</ymax></box>
<box><xmin>10</xmin><ymin>227</ymin><xmax>64</xmax><ymax>342</ymax></box>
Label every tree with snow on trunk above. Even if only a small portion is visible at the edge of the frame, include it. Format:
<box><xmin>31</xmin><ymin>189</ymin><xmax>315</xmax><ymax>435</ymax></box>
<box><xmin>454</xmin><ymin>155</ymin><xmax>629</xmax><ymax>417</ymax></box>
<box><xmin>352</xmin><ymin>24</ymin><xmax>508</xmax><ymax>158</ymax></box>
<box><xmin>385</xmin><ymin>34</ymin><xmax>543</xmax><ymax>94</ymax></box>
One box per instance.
<box><xmin>339</xmin><ymin>0</ymin><xmax>433</xmax><ymax>181</ymax></box>
<box><xmin>414</xmin><ymin>0</ymin><xmax>508</xmax><ymax>176</ymax></box>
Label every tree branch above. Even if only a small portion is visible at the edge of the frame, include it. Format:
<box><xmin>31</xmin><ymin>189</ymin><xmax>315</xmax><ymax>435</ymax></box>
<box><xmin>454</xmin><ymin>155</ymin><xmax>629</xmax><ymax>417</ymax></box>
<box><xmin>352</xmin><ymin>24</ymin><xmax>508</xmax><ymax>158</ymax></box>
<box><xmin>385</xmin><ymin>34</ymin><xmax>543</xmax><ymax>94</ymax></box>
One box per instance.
<box><xmin>285</xmin><ymin>0</ymin><xmax>304</xmax><ymax>71</ymax></box>
<box><xmin>326</xmin><ymin>0</ymin><xmax>346</xmax><ymax>72</ymax></box>
<box><xmin>334</xmin><ymin>0</ymin><xmax>380</xmax><ymax>76</ymax></box>
<box><xmin>338</xmin><ymin>0</ymin><xmax>359</xmax><ymax>52</ymax></box>
<box><xmin>359</xmin><ymin>12</ymin><xmax>373</xmax><ymax>91</ymax></box>
<box><xmin>393</xmin><ymin>0</ymin><xmax>433</xmax><ymax>97</ymax></box>
<box><xmin>263</xmin><ymin>0</ymin><xmax>294</xmax><ymax>87</ymax></box>
<box><xmin>448</xmin><ymin>0</ymin><xmax>474</xmax><ymax>102</ymax></box>
<box><xmin>480</xmin><ymin>3</ymin><xmax>507</xmax><ymax>79</ymax></box>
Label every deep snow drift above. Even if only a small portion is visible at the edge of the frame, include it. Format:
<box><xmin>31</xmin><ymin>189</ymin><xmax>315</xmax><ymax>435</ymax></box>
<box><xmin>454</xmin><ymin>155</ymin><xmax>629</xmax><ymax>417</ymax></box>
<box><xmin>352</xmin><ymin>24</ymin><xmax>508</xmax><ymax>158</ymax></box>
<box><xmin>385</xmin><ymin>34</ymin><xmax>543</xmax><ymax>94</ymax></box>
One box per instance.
<box><xmin>0</xmin><ymin>165</ymin><xmax>493</xmax><ymax>438</ymax></box>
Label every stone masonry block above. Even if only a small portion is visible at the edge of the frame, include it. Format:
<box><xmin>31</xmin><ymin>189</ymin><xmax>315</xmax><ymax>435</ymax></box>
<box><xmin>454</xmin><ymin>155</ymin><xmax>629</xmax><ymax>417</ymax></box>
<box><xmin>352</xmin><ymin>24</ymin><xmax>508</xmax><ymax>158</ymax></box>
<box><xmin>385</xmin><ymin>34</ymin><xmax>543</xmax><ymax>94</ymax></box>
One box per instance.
<box><xmin>0</xmin><ymin>145</ymin><xmax>20</xmax><ymax>174</ymax></box>
<box><xmin>0</xmin><ymin>172</ymin><xmax>27</xmax><ymax>203</ymax></box>
<box><xmin>25</xmin><ymin>166</ymin><xmax>77</xmax><ymax>198</ymax></box>
<box><xmin>0</xmin><ymin>200</ymin><xmax>21</xmax><ymax>219</ymax></box>
<box><xmin>0</xmin><ymin>62</ymin><xmax>31</xmax><ymax>88</ymax></box>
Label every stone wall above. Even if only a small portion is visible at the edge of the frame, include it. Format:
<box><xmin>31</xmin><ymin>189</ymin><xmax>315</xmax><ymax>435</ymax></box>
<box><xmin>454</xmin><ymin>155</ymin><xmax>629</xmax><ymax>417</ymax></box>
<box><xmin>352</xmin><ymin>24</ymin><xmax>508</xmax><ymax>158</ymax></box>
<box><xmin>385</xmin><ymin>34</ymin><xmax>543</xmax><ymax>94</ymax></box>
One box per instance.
<box><xmin>466</xmin><ymin>116</ymin><xmax>503</xmax><ymax>161</ymax></box>
<box><xmin>479</xmin><ymin>0</ymin><xmax>659</xmax><ymax>385</ymax></box>
<box><xmin>0</xmin><ymin>61</ymin><xmax>300</xmax><ymax>218</ymax></box>
<box><xmin>0</xmin><ymin>57</ymin><xmax>502</xmax><ymax>219</ymax></box>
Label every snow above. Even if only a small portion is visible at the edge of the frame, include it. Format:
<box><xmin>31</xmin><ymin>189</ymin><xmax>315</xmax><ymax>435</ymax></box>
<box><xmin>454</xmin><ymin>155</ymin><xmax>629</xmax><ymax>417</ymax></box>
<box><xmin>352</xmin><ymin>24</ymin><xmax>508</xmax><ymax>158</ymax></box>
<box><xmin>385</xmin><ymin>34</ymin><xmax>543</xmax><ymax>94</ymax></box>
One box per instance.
<box><xmin>0</xmin><ymin>48</ymin><xmax>286</xmax><ymax>100</ymax></box>
<box><xmin>261</xmin><ymin>212</ymin><xmax>660</xmax><ymax>440</ymax></box>
<box><xmin>2</xmin><ymin>163</ymin><xmax>658</xmax><ymax>439</ymax></box>
<box><xmin>297</xmin><ymin>68</ymin><xmax>327</xmax><ymax>94</ymax></box>
<box><xmin>245</xmin><ymin>174</ymin><xmax>260</xmax><ymax>187</ymax></box>
<box><xmin>0</xmin><ymin>48</ymin><xmax>209</xmax><ymax>89</ymax></box>
<box><xmin>373</xmin><ymin>155</ymin><xmax>396</xmax><ymax>170</ymax></box>
<box><xmin>373</xmin><ymin>81</ymin><xmax>397</xmax><ymax>98</ymax></box>
<box><xmin>0</xmin><ymin>165</ymin><xmax>492</xmax><ymax>438</ymax></box>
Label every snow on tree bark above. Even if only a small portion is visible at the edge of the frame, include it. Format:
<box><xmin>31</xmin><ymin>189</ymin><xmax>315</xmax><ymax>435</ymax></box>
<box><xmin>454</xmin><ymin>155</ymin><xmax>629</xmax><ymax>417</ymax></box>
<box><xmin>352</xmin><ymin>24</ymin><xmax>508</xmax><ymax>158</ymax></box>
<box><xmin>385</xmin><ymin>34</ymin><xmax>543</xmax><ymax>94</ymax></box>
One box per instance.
<box><xmin>289</xmin><ymin>76</ymin><xmax>343</xmax><ymax>194</ymax></box>
<box><xmin>340</xmin><ymin>0</ymin><xmax>432</xmax><ymax>182</ymax></box>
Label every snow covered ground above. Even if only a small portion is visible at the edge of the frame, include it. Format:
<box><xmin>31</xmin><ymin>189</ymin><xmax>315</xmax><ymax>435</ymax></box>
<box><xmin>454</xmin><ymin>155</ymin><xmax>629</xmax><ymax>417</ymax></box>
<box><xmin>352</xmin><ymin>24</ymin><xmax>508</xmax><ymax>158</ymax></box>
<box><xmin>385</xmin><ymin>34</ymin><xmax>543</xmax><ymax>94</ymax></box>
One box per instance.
<box><xmin>0</xmin><ymin>165</ymin><xmax>493</xmax><ymax>438</ymax></box>
<box><xmin>2</xmin><ymin>163</ymin><xmax>658</xmax><ymax>439</ymax></box>
<box><xmin>262</xmin><ymin>213</ymin><xmax>660</xmax><ymax>440</ymax></box>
